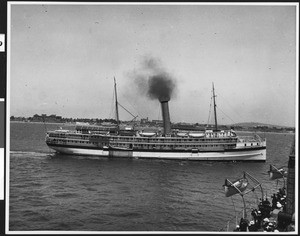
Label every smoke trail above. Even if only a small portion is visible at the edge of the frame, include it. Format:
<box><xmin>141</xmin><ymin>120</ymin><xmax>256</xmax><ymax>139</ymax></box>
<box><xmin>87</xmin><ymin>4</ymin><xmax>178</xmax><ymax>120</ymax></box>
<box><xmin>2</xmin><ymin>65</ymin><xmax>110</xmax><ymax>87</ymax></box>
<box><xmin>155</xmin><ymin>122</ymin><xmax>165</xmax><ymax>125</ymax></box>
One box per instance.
<box><xmin>148</xmin><ymin>73</ymin><xmax>175</xmax><ymax>102</ymax></box>
<box><xmin>129</xmin><ymin>56</ymin><xmax>177</xmax><ymax>102</ymax></box>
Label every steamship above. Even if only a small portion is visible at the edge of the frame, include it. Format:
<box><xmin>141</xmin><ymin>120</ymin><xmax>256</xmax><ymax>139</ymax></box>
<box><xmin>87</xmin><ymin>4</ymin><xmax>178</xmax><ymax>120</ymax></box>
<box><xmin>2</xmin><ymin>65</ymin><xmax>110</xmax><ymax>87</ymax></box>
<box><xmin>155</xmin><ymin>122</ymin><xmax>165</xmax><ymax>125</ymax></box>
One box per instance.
<box><xmin>45</xmin><ymin>80</ymin><xmax>266</xmax><ymax>161</ymax></box>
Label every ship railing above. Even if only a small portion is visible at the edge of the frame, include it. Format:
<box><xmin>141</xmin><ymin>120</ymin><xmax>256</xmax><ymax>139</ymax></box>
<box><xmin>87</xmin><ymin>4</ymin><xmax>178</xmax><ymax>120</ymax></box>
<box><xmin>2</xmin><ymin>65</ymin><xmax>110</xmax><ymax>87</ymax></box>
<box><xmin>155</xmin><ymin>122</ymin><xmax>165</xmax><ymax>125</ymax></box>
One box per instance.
<box><xmin>220</xmin><ymin>206</ymin><xmax>256</xmax><ymax>231</ymax></box>
<box><xmin>113</xmin><ymin>135</ymin><xmax>238</xmax><ymax>142</ymax></box>
<box><xmin>237</xmin><ymin>136</ymin><xmax>263</xmax><ymax>143</ymax></box>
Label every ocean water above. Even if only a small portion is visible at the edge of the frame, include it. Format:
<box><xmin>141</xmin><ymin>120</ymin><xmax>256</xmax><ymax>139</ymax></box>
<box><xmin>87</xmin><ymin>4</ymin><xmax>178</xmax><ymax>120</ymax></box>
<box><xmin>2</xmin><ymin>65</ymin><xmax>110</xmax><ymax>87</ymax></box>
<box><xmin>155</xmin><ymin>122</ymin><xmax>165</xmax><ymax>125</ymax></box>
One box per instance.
<box><xmin>8</xmin><ymin>122</ymin><xmax>295</xmax><ymax>232</ymax></box>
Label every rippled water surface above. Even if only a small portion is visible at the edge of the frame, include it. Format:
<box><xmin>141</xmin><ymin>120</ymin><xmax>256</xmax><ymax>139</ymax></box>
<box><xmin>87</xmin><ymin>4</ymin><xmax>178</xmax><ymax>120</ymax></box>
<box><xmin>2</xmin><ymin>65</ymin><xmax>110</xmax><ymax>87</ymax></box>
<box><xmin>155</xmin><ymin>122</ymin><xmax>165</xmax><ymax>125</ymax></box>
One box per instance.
<box><xmin>9</xmin><ymin>122</ymin><xmax>294</xmax><ymax>232</ymax></box>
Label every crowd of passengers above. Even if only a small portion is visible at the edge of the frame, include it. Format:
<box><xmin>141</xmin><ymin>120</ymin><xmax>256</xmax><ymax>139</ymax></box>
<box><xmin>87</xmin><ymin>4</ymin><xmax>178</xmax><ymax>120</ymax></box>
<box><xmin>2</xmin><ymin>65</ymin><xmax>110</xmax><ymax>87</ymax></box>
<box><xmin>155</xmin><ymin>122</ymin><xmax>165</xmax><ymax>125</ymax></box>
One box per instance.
<box><xmin>234</xmin><ymin>187</ymin><xmax>294</xmax><ymax>232</ymax></box>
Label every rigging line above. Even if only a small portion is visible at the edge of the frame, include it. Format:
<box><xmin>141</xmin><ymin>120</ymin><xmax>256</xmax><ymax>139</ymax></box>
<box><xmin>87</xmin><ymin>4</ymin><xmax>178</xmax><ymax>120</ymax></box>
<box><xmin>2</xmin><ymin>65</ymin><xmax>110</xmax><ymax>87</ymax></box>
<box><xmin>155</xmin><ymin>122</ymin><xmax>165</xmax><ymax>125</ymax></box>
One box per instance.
<box><xmin>216</xmin><ymin>92</ymin><xmax>245</xmax><ymax>121</ymax></box>
<box><xmin>206</xmin><ymin>92</ymin><xmax>213</xmax><ymax>126</ymax></box>
<box><xmin>216</xmin><ymin>106</ymin><xmax>236</xmax><ymax>124</ymax></box>
<box><xmin>117</xmin><ymin>102</ymin><xmax>137</xmax><ymax>118</ymax></box>
<box><xmin>122</xmin><ymin>96</ymin><xmax>143</xmax><ymax>119</ymax></box>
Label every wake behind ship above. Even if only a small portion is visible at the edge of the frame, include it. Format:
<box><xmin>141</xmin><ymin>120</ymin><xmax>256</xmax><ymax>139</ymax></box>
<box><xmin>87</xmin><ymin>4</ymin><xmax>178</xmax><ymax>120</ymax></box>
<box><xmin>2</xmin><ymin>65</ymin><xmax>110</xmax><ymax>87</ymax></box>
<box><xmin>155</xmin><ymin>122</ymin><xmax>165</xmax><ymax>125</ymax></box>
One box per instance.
<box><xmin>45</xmin><ymin>81</ymin><xmax>266</xmax><ymax>161</ymax></box>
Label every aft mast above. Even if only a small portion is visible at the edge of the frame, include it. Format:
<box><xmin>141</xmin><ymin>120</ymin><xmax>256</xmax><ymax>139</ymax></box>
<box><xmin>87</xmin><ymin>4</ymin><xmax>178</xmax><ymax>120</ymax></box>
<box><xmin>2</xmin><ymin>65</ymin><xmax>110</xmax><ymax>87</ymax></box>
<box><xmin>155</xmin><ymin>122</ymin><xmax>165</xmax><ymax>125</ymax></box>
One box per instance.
<box><xmin>114</xmin><ymin>77</ymin><xmax>120</xmax><ymax>130</ymax></box>
<box><xmin>212</xmin><ymin>82</ymin><xmax>218</xmax><ymax>131</ymax></box>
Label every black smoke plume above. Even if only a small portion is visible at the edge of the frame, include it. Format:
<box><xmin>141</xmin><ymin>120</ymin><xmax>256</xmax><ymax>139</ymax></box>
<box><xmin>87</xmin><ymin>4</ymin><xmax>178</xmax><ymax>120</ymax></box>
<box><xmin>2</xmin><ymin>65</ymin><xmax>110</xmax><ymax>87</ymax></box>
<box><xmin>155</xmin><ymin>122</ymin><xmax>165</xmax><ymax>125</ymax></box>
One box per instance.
<box><xmin>129</xmin><ymin>56</ymin><xmax>177</xmax><ymax>102</ymax></box>
<box><xmin>148</xmin><ymin>73</ymin><xmax>175</xmax><ymax>102</ymax></box>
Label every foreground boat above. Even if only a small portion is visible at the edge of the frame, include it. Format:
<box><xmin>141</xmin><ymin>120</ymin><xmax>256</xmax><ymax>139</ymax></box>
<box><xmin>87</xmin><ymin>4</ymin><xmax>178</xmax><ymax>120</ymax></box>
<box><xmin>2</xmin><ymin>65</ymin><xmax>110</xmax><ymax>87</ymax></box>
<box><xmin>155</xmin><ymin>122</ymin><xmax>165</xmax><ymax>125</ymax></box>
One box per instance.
<box><xmin>45</xmin><ymin>80</ymin><xmax>266</xmax><ymax>161</ymax></box>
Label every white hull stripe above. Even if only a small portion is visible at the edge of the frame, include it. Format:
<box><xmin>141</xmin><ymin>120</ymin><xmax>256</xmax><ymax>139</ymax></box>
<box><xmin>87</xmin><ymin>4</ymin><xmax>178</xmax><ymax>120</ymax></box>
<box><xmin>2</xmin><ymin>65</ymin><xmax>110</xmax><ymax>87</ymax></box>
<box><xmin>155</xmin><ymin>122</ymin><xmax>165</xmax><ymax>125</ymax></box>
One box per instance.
<box><xmin>49</xmin><ymin>146</ymin><xmax>266</xmax><ymax>161</ymax></box>
<box><xmin>47</xmin><ymin>143</ymin><xmax>266</xmax><ymax>153</ymax></box>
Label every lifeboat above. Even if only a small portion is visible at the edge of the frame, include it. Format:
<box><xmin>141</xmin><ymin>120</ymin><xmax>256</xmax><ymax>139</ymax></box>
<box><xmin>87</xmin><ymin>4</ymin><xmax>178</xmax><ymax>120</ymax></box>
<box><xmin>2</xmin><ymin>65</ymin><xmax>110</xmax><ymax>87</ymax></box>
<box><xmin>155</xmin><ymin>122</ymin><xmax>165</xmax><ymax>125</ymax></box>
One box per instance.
<box><xmin>139</xmin><ymin>131</ymin><xmax>157</xmax><ymax>137</ymax></box>
<box><xmin>188</xmin><ymin>132</ymin><xmax>205</xmax><ymax>138</ymax></box>
<box><xmin>176</xmin><ymin>132</ymin><xmax>188</xmax><ymax>137</ymax></box>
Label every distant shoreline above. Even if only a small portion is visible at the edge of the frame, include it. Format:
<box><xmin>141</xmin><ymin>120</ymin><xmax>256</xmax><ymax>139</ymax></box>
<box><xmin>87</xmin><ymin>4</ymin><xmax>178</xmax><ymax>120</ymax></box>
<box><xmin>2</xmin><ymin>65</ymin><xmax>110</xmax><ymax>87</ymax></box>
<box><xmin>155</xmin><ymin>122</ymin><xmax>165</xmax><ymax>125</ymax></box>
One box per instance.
<box><xmin>236</xmin><ymin>130</ymin><xmax>295</xmax><ymax>135</ymax></box>
<box><xmin>9</xmin><ymin>121</ymin><xmax>295</xmax><ymax>135</ymax></box>
<box><xmin>10</xmin><ymin>121</ymin><xmax>76</xmax><ymax>126</ymax></box>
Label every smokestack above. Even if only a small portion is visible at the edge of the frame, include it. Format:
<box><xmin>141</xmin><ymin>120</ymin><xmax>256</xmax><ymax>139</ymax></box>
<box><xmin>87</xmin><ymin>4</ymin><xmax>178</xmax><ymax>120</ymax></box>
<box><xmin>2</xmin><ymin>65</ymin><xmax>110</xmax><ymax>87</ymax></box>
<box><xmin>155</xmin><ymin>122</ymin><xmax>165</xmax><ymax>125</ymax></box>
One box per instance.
<box><xmin>128</xmin><ymin>56</ymin><xmax>177</xmax><ymax>135</ymax></box>
<box><xmin>160</xmin><ymin>100</ymin><xmax>171</xmax><ymax>135</ymax></box>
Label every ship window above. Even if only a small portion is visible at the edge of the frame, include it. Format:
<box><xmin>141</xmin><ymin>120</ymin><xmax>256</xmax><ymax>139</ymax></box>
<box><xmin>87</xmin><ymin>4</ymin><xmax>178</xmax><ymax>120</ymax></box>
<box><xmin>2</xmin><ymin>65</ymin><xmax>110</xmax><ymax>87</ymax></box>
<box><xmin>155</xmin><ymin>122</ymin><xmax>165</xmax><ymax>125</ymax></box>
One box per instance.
<box><xmin>245</xmin><ymin>144</ymin><xmax>247</xmax><ymax>146</ymax></box>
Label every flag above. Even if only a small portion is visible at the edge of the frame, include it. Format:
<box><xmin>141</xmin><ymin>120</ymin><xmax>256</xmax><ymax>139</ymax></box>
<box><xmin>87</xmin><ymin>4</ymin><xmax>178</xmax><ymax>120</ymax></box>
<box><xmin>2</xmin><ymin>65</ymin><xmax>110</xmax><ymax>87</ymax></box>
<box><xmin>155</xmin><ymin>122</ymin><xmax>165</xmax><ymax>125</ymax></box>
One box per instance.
<box><xmin>268</xmin><ymin>165</ymin><xmax>288</xmax><ymax>180</ymax></box>
<box><xmin>224</xmin><ymin>178</ymin><xmax>248</xmax><ymax>197</ymax></box>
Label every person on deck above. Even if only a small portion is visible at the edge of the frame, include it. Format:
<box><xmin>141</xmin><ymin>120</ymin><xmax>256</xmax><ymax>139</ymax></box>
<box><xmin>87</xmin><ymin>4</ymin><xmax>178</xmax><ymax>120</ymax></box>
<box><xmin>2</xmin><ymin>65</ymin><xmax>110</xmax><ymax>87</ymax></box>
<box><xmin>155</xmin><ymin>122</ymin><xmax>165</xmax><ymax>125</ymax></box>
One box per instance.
<box><xmin>239</xmin><ymin>218</ymin><xmax>249</xmax><ymax>232</ymax></box>
<box><xmin>271</xmin><ymin>193</ymin><xmax>277</xmax><ymax>210</ymax></box>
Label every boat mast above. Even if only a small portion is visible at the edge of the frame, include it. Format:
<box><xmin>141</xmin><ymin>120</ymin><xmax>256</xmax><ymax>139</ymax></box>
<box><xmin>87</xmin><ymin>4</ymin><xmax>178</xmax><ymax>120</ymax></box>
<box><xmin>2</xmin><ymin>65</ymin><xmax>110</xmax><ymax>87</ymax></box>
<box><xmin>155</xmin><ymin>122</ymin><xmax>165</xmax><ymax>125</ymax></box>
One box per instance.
<box><xmin>212</xmin><ymin>82</ymin><xmax>218</xmax><ymax>131</ymax></box>
<box><xmin>114</xmin><ymin>77</ymin><xmax>120</xmax><ymax>128</ymax></box>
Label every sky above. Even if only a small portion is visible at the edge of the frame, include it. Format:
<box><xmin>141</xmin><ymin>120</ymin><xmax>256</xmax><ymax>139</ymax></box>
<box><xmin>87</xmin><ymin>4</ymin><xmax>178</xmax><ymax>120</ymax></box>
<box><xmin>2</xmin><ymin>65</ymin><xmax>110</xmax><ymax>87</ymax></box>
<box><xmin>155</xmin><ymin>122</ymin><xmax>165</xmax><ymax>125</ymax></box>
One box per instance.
<box><xmin>9</xmin><ymin>3</ymin><xmax>297</xmax><ymax>127</ymax></box>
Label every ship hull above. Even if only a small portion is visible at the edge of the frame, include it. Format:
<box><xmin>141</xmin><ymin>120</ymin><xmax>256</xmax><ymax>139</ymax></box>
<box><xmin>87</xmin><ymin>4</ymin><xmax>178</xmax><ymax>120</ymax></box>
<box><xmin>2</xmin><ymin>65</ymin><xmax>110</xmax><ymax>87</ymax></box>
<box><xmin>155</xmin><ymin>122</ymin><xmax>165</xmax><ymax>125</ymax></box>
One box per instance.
<box><xmin>48</xmin><ymin>145</ymin><xmax>109</xmax><ymax>156</ymax></box>
<box><xmin>47</xmin><ymin>144</ymin><xmax>266</xmax><ymax>161</ymax></box>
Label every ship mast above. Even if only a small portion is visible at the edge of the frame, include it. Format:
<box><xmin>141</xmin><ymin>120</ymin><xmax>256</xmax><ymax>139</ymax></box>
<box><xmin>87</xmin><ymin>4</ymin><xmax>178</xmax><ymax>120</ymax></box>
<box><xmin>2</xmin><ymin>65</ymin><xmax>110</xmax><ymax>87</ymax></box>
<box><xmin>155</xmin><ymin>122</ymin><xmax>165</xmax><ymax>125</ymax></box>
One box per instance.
<box><xmin>114</xmin><ymin>77</ymin><xmax>120</xmax><ymax>129</ymax></box>
<box><xmin>212</xmin><ymin>82</ymin><xmax>218</xmax><ymax>131</ymax></box>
